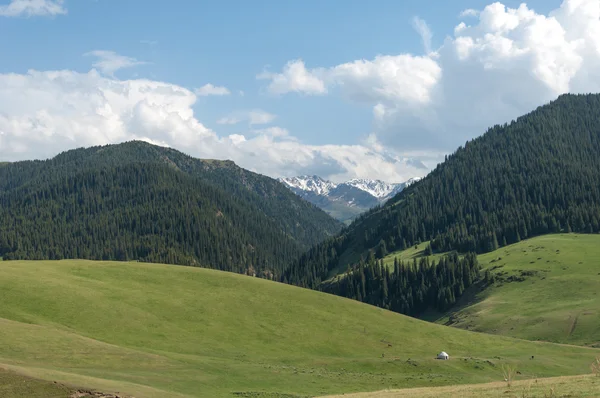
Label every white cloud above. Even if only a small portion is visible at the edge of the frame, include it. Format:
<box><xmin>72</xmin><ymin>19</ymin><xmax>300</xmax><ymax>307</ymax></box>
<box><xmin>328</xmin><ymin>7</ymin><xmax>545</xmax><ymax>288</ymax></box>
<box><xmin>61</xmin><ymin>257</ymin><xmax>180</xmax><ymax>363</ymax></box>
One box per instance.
<box><xmin>257</xmin><ymin>59</ymin><xmax>327</xmax><ymax>95</ymax></box>
<box><xmin>217</xmin><ymin>110</ymin><xmax>276</xmax><ymax>126</ymax></box>
<box><xmin>0</xmin><ymin>69</ymin><xmax>428</xmax><ymax>183</ymax></box>
<box><xmin>412</xmin><ymin>16</ymin><xmax>434</xmax><ymax>54</ymax></box>
<box><xmin>84</xmin><ymin>50</ymin><xmax>147</xmax><ymax>76</ymax></box>
<box><xmin>460</xmin><ymin>8</ymin><xmax>479</xmax><ymax>18</ymax></box>
<box><xmin>216</xmin><ymin>116</ymin><xmax>241</xmax><ymax>125</ymax></box>
<box><xmin>328</xmin><ymin>54</ymin><xmax>442</xmax><ymax>106</ymax></box>
<box><xmin>261</xmin><ymin>0</ymin><xmax>600</xmax><ymax>152</ymax></box>
<box><xmin>0</xmin><ymin>0</ymin><xmax>66</xmax><ymax>17</ymax></box>
<box><xmin>248</xmin><ymin>110</ymin><xmax>276</xmax><ymax>125</ymax></box>
<box><xmin>195</xmin><ymin>83</ymin><xmax>231</xmax><ymax>97</ymax></box>
<box><xmin>258</xmin><ymin>55</ymin><xmax>441</xmax><ymax>105</ymax></box>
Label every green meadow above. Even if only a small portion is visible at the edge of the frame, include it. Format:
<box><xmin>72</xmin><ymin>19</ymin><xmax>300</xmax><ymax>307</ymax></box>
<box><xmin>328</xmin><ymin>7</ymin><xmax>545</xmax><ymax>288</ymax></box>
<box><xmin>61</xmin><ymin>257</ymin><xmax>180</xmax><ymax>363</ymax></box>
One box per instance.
<box><xmin>435</xmin><ymin>234</ymin><xmax>600</xmax><ymax>347</ymax></box>
<box><xmin>0</xmin><ymin>259</ymin><xmax>598</xmax><ymax>397</ymax></box>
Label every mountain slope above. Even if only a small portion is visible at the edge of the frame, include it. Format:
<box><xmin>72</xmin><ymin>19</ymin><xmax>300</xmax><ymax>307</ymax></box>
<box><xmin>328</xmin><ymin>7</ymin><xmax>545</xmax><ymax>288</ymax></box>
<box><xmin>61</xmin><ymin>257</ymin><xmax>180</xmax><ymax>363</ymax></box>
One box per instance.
<box><xmin>0</xmin><ymin>141</ymin><xmax>342</xmax><ymax>276</ymax></box>
<box><xmin>0</xmin><ymin>259</ymin><xmax>597</xmax><ymax>397</ymax></box>
<box><xmin>284</xmin><ymin>93</ymin><xmax>600</xmax><ymax>290</ymax></box>
<box><xmin>280</xmin><ymin>176</ymin><xmax>419</xmax><ymax>222</ymax></box>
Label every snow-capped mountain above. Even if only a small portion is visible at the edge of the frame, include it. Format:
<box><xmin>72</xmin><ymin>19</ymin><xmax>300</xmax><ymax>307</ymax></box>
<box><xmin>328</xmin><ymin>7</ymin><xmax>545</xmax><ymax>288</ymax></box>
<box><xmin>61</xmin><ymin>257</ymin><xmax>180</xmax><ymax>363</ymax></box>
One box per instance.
<box><xmin>343</xmin><ymin>178</ymin><xmax>421</xmax><ymax>200</ymax></box>
<box><xmin>277</xmin><ymin>175</ymin><xmax>336</xmax><ymax>196</ymax></box>
<box><xmin>279</xmin><ymin>175</ymin><xmax>421</xmax><ymax>223</ymax></box>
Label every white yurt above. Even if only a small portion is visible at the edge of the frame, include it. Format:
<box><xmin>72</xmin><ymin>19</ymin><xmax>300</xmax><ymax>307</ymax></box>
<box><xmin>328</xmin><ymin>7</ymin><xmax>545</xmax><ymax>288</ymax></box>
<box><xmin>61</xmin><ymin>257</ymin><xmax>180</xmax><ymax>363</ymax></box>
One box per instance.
<box><xmin>436</xmin><ymin>351</ymin><xmax>449</xmax><ymax>360</ymax></box>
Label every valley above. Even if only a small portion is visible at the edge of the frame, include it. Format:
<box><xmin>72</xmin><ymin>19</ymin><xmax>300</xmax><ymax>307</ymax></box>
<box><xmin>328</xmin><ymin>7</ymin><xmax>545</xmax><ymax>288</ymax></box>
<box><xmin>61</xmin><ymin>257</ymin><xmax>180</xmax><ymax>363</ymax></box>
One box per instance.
<box><xmin>2</xmin><ymin>94</ymin><xmax>600</xmax><ymax>397</ymax></box>
<box><xmin>3</xmin><ymin>0</ymin><xmax>600</xmax><ymax>396</ymax></box>
<box><xmin>279</xmin><ymin>176</ymin><xmax>420</xmax><ymax>223</ymax></box>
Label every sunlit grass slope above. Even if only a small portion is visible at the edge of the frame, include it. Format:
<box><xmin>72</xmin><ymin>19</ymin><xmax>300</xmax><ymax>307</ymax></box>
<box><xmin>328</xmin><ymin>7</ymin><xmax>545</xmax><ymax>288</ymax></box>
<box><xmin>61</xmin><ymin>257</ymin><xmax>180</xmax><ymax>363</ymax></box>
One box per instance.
<box><xmin>320</xmin><ymin>374</ymin><xmax>600</xmax><ymax>398</ymax></box>
<box><xmin>437</xmin><ymin>234</ymin><xmax>600</xmax><ymax>347</ymax></box>
<box><xmin>0</xmin><ymin>260</ymin><xmax>598</xmax><ymax>397</ymax></box>
<box><xmin>381</xmin><ymin>241</ymin><xmax>448</xmax><ymax>267</ymax></box>
<box><xmin>0</xmin><ymin>367</ymin><xmax>72</xmax><ymax>398</ymax></box>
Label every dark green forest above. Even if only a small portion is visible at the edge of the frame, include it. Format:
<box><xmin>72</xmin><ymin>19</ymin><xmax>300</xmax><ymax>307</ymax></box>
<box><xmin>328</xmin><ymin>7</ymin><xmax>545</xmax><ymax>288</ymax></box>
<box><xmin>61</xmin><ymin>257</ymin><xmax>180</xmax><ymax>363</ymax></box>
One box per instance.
<box><xmin>284</xmin><ymin>93</ymin><xmax>600</xmax><ymax>291</ymax></box>
<box><xmin>0</xmin><ymin>141</ymin><xmax>341</xmax><ymax>277</ymax></box>
<box><xmin>319</xmin><ymin>252</ymin><xmax>480</xmax><ymax>317</ymax></box>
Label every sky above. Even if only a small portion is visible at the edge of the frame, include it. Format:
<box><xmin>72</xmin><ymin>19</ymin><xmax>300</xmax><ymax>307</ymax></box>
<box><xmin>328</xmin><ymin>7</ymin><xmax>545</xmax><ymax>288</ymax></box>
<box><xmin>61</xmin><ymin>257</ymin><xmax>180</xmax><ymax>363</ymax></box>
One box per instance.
<box><xmin>0</xmin><ymin>0</ymin><xmax>599</xmax><ymax>183</ymax></box>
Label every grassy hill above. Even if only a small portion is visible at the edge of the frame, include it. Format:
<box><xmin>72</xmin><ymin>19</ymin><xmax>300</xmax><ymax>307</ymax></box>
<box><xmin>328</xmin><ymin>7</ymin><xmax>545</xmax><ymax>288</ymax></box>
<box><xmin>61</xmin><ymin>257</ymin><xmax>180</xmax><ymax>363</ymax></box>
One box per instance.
<box><xmin>434</xmin><ymin>234</ymin><xmax>600</xmax><ymax>347</ymax></box>
<box><xmin>0</xmin><ymin>260</ymin><xmax>598</xmax><ymax>398</ymax></box>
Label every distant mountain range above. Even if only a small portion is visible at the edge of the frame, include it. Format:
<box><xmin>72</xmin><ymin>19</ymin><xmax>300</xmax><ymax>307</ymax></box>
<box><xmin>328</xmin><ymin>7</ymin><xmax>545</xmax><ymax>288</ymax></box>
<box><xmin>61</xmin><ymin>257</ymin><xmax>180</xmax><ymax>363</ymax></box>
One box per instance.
<box><xmin>279</xmin><ymin>175</ymin><xmax>420</xmax><ymax>223</ymax></box>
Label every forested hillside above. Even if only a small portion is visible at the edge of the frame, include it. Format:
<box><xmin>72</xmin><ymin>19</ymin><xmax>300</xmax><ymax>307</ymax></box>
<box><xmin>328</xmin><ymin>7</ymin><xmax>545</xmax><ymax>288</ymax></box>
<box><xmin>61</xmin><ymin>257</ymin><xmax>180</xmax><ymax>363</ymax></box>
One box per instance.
<box><xmin>284</xmin><ymin>93</ymin><xmax>600</xmax><ymax>290</ymax></box>
<box><xmin>319</xmin><ymin>252</ymin><xmax>480</xmax><ymax>317</ymax></box>
<box><xmin>0</xmin><ymin>141</ymin><xmax>341</xmax><ymax>277</ymax></box>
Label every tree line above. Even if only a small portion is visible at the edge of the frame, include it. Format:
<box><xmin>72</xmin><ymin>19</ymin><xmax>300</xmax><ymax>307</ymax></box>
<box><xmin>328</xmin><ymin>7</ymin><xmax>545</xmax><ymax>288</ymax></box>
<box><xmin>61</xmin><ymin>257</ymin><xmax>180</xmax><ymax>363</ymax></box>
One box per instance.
<box><xmin>319</xmin><ymin>251</ymin><xmax>480</xmax><ymax>316</ymax></box>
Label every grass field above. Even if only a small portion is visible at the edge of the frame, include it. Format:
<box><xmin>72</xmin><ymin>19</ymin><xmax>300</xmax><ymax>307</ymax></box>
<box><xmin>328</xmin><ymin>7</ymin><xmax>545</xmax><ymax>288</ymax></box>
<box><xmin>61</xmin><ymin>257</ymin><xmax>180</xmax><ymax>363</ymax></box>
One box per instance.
<box><xmin>320</xmin><ymin>374</ymin><xmax>600</xmax><ymax>397</ymax></box>
<box><xmin>381</xmin><ymin>241</ymin><xmax>448</xmax><ymax>267</ymax></box>
<box><xmin>0</xmin><ymin>367</ymin><xmax>73</xmax><ymax>397</ymax></box>
<box><xmin>1</xmin><ymin>259</ymin><xmax>599</xmax><ymax>397</ymax></box>
<box><xmin>435</xmin><ymin>234</ymin><xmax>600</xmax><ymax>347</ymax></box>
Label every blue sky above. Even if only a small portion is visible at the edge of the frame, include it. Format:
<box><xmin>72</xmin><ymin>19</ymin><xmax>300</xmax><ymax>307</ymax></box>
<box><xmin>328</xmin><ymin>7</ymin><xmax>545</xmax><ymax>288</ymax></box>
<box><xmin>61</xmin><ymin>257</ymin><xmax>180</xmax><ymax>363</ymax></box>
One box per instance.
<box><xmin>1</xmin><ymin>0</ymin><xmax>599</xmax><ymax>182</ymax></box>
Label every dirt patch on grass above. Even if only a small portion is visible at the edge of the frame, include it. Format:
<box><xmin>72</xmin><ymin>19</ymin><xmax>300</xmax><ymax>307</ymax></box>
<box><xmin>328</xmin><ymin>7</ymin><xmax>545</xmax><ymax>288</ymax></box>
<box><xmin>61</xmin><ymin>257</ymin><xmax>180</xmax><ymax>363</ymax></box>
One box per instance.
<box><xmin>71</xmin><ymin>390</ymin><xmax>132</xmax><ymax>398</ymax></box>
<box><xmin>567</xmin><ymin>314</ymin><xmax>579</xmax><ymax>338</ymax></box>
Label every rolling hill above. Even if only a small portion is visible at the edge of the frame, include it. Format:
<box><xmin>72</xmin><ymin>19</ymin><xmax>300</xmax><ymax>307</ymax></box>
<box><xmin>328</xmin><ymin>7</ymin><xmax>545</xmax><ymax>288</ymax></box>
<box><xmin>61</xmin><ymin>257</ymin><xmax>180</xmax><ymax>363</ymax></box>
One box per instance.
<box><xmin>284</xmin><ymin>94</ymin><xmax>600</xmax><ymax>307</ymax></box>
<box><xmin>434</xmin><ymin>234</ymin><xmax>600</xmax><ymax>347</ymax></box>
<box><xmin>0</xmin><ymin>141</ymin><xmax>341</xmax><ymax>277</ymax></box>
<box><xmin>0</xmin><ymin>259</ymin><xmax>598</xmax><ymax>398</ymax></box>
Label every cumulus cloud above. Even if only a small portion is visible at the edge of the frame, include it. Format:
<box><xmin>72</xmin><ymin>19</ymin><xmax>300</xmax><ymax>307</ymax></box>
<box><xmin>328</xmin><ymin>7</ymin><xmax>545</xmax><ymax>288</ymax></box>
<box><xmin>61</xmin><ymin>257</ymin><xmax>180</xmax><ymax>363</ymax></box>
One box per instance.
<box><xmin>257</xmin><ymin>60</ymin><xmax>327</xmax><ymax>95</ymax></box>
<box><xmin>195</xmin><ymin>83</ymin><xmax>231</xmax><ymax>97</ymax></box>
<box><xmin>0</xmin><ymin>69</ymin><xmax>429</xmax><ymax>183</ymax></box>
<box><xmin>84</xmin><ymin>50</ymin><xmax>147</xmax><ymax>76</ymax></box>
<box><xmin>0</xmin><ymin>0</ymin><xmax>66</xmax><ymax>17</ymax></box>
<box><xmin>261</xmin><ymin>0</ymin><xmax>600</xmax><ymax>152</ymax></box>
<box><xmin>259</xmin><ymin>54</ymin><xmax>442</xmax><ymax>104</ymax></box>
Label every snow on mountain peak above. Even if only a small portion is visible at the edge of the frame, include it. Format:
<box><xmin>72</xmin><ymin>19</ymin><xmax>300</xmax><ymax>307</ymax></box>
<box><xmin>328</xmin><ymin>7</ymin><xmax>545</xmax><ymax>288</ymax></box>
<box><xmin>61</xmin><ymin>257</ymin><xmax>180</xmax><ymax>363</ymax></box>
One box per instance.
<box><xmin>279</xmin><ymin>175</ymin><xmax>337</xmax><ymax>196</ymax></box>
<box><xmin>279</xmin><ymin>174</ymin><xmax>423</xmax><ymax>222</ymax></box>
<box><xmin>280</xmin><ymin>175</ymin><xmax>422</xmax><ymax>200</ymax></box>
<box><xmin>343</xmin><ymin>178</ymin><xmax>400</xmax><ymax>199</ymax></box>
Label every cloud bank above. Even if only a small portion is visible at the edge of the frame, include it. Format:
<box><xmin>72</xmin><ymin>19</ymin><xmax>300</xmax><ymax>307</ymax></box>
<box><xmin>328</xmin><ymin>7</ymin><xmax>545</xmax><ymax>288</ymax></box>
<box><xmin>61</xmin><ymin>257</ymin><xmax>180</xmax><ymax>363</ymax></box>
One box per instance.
<box><xmin>0</xmin><ymin>0</ymin><xmax>66</xmax><ymax>17</ymax></box>
<box><xmin>260</xmin><ymin>0</ymin><xmax>600</xmax><ymax>151</ymax></box>
<box><xmin>0</xmin><ymin>69</ymin><xmax>430</xmax><ymax>183</ymax></box>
